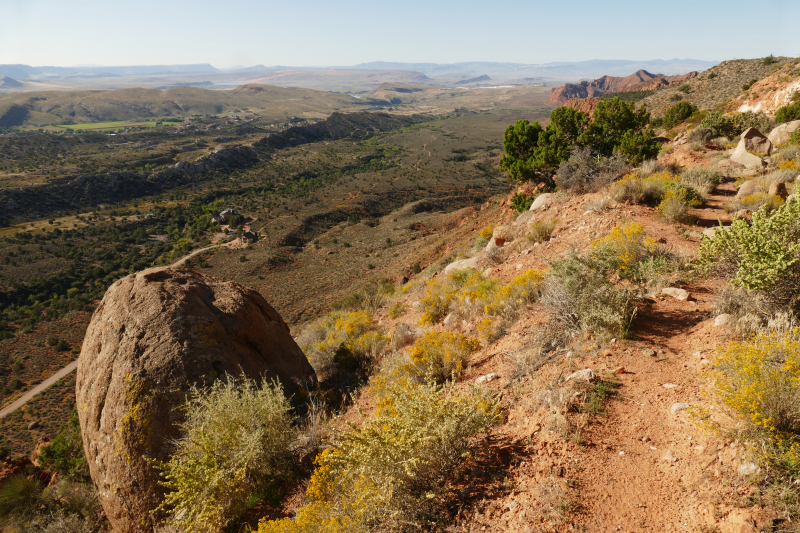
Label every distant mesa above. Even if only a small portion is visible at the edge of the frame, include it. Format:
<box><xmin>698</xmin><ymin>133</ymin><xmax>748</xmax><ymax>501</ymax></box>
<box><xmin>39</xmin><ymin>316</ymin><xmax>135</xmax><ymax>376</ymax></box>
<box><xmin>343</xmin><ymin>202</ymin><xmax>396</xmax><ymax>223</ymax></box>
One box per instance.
<box><xmin>459</xmin><ymin>74</ymin><xmax>492</xmax><ymax>84</ymax></box>
<box><xmin>548</xmin><ymin>69</ymin><xmax>699</xmax><ymax>104</ymax></box>
<box><xmin>0</xmin><ymin>75</ymin><xmax>23</xmax><ymax>89</ymax></box>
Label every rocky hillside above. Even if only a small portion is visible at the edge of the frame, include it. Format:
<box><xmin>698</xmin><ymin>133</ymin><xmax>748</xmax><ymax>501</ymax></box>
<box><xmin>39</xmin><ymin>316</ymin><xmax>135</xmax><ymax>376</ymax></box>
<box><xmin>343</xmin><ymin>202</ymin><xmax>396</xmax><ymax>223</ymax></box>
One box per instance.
<box><xmin>549</xmin><ymin>69</ymin><xmax>698</xmax><ymax>104</ymax></box>
<box><xmin>640</xmin><ymin>56</ymin><xmax>799</xmax><ymax>116</ymax></box>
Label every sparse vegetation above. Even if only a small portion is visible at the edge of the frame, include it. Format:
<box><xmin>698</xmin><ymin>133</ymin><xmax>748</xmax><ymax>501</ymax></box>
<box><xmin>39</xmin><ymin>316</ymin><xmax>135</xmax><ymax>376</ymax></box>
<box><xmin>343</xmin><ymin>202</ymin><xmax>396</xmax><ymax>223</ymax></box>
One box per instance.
<box><xmin>154</xmin><ymin>376</ymin><xmax>295</xmax><ymax>533</ymax></box>
<box><xmin>662</xmin><ymin>101</ymin><xmax>698</xmax><ymax>129</ymax></box>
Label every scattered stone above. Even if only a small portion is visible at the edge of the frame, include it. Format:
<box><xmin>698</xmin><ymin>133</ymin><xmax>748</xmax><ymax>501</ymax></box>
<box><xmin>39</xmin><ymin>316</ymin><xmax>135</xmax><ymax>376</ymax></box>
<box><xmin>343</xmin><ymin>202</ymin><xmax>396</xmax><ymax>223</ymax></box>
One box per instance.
<box><xmin>444</xmin><ymin>254</ymin><xmax>483</xmax><ymax>274</ymax></box>
<box><xmin>27</xmin><ymin>421</ymin><xmax>39</xmax><ymax>430</ymax></box>
<box><xmin>661</xmin><ymin>287</ymin><xmax>690</xmax><ymax>301</ymax></box>
<box><xmin>529</xmin><ymin>193</ymin><xmax>555</xmax><ymax>212</ymax></box>
<box><xmin>714</xmin><ymin>314</ymin><xmax>732</xmax><ymax>327</ymax></box>
<box><xmin>738</xmin><ymin>462</ymin><xmax>760</xmax><ymax>477</ymax></box>
<box><xmin>602</xmin><ymin>348</ymin><xmax>613</xmax><ymax>356</ymax></box>
<box><xmin>443</xmin><ymin>313</ymin><xmax>457</xmax><ymax>327</ymax></box>
<box><xmin>731</xmin><ymin>133</ymin><xmax>767</xmax><ymax>169</ymax></box>
<box><xmin>619</xmin><ymin>451</ymin><xmax>625</xmax><ymax>456</ymax></box>
<box><xmin>767</xmin><ymin>119</ymin><xmax>800</xmax><ymax>146</ymax></box>
<box><xmin>565</xmin><ymin>368</ymin><xmax>596</xmax><ymax>382</ymax></box>
<box><xmin>395</xmin><ymin>275</ymin><xmax>409</xmax><ymax>286</ymax></box>
<box><xmin>76</xmin><ymin>267</ymin><xmax>316</xmax><ymax>533</ymax></box>
<box><xmin>735</xmin><ymin>180</ymin><xmax>759</xmax><ymax>199</ymax></box>
<box><xmin>663</xmin><ymin>452</ymin><xmax>678</xmax><ymax>463</ymax></box>
<box><xmin>507</xmin><ymin>501</ymin><xmax>519</xmax><ymax>510</ymax></box>
<box><xmin>643</xmin><ymin>348</ymin><xmax>656</xmax><ymax>357</ymax></box>
<box><xmin>769</xmin><ymin>181</ymin><xmax>789</xmax><ymax>200</ymax></box>
<box><xmin>671</xmin><ymin>402</ymin><xmax>690</xmax><ymax>415</ymax></box>
<box><xmin>642</xmin><ymin>436</ymin><xmax>651</xmax><ymax>443</ymax></box>
<box><xmin>612</xmin><ymin>366</ymin><xmax>626</xmax><ymax>375</ymax></box>
<box><xmin>475</xmin><ymin>373</ymin><xmax>499</xmax><ymax>385</ymax></box>
<box><xmin>662</xmin><ymin>383</ymin><xmax>678</xmax><ymax>389</ymax></box>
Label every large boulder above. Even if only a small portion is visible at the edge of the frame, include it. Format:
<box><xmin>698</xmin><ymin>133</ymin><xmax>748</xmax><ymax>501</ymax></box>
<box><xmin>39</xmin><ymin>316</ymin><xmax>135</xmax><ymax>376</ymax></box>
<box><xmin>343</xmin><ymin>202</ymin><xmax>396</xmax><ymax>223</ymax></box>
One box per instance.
<box><xmin>730</xmin><ymin>142</ymin><xmax>766</xmax><ymax>170</ymax></box>
<box><xmin>740</xmin><ymin>127</ymin><xmax>773</xmax><ymax>155</ymax></box>
<box><xmin>76</xmin><ymin>267</ymin><xmax>316</xmax><ymax>533</ymax></box>
<box><xmin>767</xmin><ymin>120</ymin><xmax>800</xmax><ymax>146</ymax></box>
<box><xmin>529</xmin><ymin>192</ymin><xmax>555</xmax><ymax>212</ymax></box>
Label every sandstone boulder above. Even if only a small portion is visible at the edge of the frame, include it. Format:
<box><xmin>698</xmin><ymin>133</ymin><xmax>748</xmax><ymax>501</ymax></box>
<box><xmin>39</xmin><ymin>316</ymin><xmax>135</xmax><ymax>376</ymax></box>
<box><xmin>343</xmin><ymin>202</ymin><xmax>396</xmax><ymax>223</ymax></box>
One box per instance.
<box><xmin>768</xmin><ymin>181</ymin><xmax>789</xmax><ymax>199</ymax></box>
<box><xmin>730</xmin><ymin>129</ymin><xmax>772</xmax><ymax>170</ymax></box>
<box><xmin>76</xmin><ymin>267</ymin><xmax>316</xmax><ymax>533</ymax></box>
<box><xmin>716</xmin><ymin>159</ymin><xmax>745</xmax><ymax>176</ymax></box>
<box><xmin>529</xmin><ymin>193</ymin><xmax>555</xmax><ymax>212</ymax></box>
<box><xmin>444</xmin><ymin>254</ymin><xmax>484</xmax><ymax>274</ymax></box>
<box><xmin>735</xmin><ymin>180</ymin><xmax>758</xmax><ymax>199</ymax></box>
<box><xmin>740</xmin><ymin>127</ymin><xmax>773</xmax><ymax>155</ymax></box>
<box><xmin>767</xmin><ymin>119</ymin><xmax>800</xmax><ymax>146</ymax></box>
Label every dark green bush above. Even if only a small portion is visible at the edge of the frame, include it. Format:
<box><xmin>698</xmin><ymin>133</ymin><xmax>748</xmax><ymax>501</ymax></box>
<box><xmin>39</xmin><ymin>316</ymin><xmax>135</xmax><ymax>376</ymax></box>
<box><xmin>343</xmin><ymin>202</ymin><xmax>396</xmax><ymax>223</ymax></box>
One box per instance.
<box><xmin>662</xmin><ymin>102</ymin><xmax>699</xmax><ymax>129</ymax></box>
<box><xmin>510</xmin><ymin>192</ymin><xmax>533</xmax><ymax>213</ymax></box>
<box><xmin>701</xmin><ymin>112</ymin><xmax>738</xmax><ymax>138</ymax></box>
<box><xmin>776</xmin><ymin>100</ymin><xmax>800</xmax><ymax>124</ymax></box>
<box><xmin>0</xmin><ymin>474</ymin><xmax>43</xmax><ymax>520</ymax></box>
<box><xmin>38</xmin><ymin>412</ymin><xmax>90</xmax><ymax>482</ymax></box>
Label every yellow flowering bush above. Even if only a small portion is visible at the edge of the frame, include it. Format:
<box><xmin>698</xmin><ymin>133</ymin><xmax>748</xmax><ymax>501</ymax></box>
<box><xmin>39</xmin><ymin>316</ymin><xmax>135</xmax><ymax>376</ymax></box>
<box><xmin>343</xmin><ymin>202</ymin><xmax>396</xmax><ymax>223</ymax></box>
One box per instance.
<box><xmin>657</xmin><ymin>186</ymin><xmax>702</xmax><ymax>222</ymax></box>
<box><xmin>419</xmin><ymin>268</ymin><xmax>545</xmax><ymax>327</ymax></box>
<box><xmin>711</xmin><ymin>329</ymin><xmax>800</xmax><ymax>476</ymax></box>
<box><xmin>298</xmin><ymin>311</ymin><xmax>389</xmax><ymax>372</ymax></box>
<box><xmin>257</xmin><ymin>381</ymin><xmax>499</xmax><ymax>533</ymax></box>
<box><xmin>778</xmin><ymin>159</ymin><xmax>798</xmax><ymax>171</ymax></box>
<box><xmin>610</xmin><ymin>171</ymin><xmax>702</xmax><ymax>218</ymax></box>
<box><xmin>409</xmin><ymin>330</ymin><xmax>480</xmax><ymax>383</ymax></box>
<box><xmin>741</xmin><ymin>192</ymin><xmax>785</xmax><ymax>213</ymax></box>
<box><xmin>590</xmin><ymin>222</ymin><xmax>657</xmax><ymax>275</ymax></box>
<box><xmin>154</xmin><ymin>377</ymin><xmax>294</xmax><ymax>533</ymax></box>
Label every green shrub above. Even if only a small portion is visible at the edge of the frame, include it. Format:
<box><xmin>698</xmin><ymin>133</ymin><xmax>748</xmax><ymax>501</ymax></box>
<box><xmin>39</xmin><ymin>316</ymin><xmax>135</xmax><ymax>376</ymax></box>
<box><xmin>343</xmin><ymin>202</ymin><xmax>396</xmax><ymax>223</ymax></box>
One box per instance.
<box><xmin>776</xmin><ymin>101</ymin><xmax>800</xmax><ymax>124</ymax></box>
<box><xmin>742</xmin><ymin>78</ymin><xmax>757</xmax><ymax>91</ymax></box>
<box><xmin>257</xmin><ymin>381</ymin><xmax>499</xmax><ymax>533</ymax></box>
<box><xmin>556</xmin><ymin>147</ymin><xmax>626</xmax><ymax>193</ymax></box>
<box><xmin>662</xmin><ymin>101</ymin><xmax>698</xmax><ymax>129</ymax></box>
<box><xmin>0</xmin><ymin>474</ymin><xmax>43</xmax><ymax>521</ymax></box>
<box><xmin>701</xmin><ymin>112</ymin><xmax>738</xmax><ymax>138</ymax></box>
<box><xmin>695</xmin><ymin>198</ymin><xmax>800</xmax><ymax>312</ymax></box>
<box><xmin>155</xmin><ymin>376</ymin><xmax>295</xmax><ymax>533</ymax></box>
<box><xmin>38</xmin><ymin>412</ymin><xmax>89</xmax><ymax>482</ymax></box>
<box><xmin>509</xmin><ymin>192</ymin><xmax>533</xmax><ymax>213</ymax></box>
<box><xmin>298</xmin><ymin>311</ymin><xmax>389</xmax><ymax>373</ymax></box>
<box><xmin>762</xmin><ymin>54</ymin><xmax>777</xmax><ymax>65</ymax></box>
<box><xmin>680</xmin><ymin>167</ymin><xmax>721</xmax><ymax>196</ymax></box>
<box><xmin>657</xmin><ymin>187</ymin><xmax>701</xmax><ymax>222</ymax></box>
<box><xmin>541</xmin><ymin>251</ymin><xmax>637</xmax><ymax>340</ymax></box>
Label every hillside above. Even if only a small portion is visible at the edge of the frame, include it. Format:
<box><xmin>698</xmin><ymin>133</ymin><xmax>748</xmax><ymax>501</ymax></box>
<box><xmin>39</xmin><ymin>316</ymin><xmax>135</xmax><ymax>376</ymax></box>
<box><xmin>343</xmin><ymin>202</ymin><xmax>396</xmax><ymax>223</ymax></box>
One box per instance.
<box><xmin>640</xmin><ymin>56</ymin><xmax>799</xmax><ymax>115</ymax></box>
<box><xmin>0</xmin><ymin>84</ymin><xmax>377</xmax><ymax>126</ymax></box>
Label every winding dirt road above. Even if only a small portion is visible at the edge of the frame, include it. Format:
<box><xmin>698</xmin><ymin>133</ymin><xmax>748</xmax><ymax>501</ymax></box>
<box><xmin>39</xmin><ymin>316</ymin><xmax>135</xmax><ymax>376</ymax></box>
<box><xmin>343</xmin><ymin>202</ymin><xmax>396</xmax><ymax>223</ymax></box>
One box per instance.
<box><xmin>0</xmin><ymin>361</ymin><xmax>78</xmax><ymax>419</ymax></box>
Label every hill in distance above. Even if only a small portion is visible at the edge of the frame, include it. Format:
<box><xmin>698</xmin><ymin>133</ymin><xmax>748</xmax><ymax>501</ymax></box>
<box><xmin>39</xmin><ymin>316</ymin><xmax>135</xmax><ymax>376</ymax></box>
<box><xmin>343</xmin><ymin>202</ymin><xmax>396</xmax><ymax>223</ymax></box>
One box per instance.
<box><xmin>0</xmin><ymin>75</ymin><xmax>23</xmax><ymax>89</ymax></box>
<box><xmin>549</xmin><ymin>69</ymin><xmax>699</xmax><ymax>104</ymax></box>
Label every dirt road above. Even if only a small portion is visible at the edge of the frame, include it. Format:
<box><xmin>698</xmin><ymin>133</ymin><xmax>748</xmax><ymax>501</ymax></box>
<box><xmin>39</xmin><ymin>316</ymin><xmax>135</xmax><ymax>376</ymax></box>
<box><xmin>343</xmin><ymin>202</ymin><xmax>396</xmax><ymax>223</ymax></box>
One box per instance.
<box><xmin>0</xmin><ymin>361</ymin><xmax>78</xmax><ymax>419</ymax></box>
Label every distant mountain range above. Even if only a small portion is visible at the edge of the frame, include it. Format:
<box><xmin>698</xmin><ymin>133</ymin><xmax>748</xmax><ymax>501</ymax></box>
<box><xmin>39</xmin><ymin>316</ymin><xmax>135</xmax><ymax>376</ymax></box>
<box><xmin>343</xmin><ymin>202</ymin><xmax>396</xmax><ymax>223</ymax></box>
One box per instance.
<box><xmin>0</xmin><ymin>59</ymin><xmax>719</xmax><ymax>82</ymax></box>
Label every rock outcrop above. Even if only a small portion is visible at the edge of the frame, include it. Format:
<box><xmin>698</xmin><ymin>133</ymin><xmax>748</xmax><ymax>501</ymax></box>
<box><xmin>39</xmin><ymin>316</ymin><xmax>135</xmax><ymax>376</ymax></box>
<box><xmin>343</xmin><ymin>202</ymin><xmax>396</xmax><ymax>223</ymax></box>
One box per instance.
<box><xmin>730</xmin><ymin>128</ymin><xmax>771</xmax><ymax>170</ymax></box>
<box><xmin>549</xmin><ymin>70</ymin><xmax>699</xmax><ymax>104</ymax></box>
<box><xmin>76</xmin><ymin>267</ymin><xmax>316</xmax><ymax>533</ymax></box>
<box><xmin>768</xmin><ymin>120</ymin><xmax>800</xmax><ymax>146</ymax></box>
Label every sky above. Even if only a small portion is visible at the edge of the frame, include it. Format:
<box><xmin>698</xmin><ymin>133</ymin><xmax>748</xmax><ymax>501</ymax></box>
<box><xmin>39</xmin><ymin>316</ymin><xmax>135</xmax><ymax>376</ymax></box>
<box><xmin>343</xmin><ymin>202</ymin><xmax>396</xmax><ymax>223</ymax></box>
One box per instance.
<box><xmin>1</xmin><ymin>0</ymin><xmax>799</xmax><ymax>68</ymax></box>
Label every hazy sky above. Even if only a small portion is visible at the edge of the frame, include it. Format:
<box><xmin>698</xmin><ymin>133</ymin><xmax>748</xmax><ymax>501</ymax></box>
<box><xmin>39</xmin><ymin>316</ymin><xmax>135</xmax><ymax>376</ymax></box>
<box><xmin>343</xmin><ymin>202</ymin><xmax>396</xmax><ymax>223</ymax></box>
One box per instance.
<box><xmin>1</xmin><ymin>0</ymin><xmax>798</xmax><ymax>68</ymax></box>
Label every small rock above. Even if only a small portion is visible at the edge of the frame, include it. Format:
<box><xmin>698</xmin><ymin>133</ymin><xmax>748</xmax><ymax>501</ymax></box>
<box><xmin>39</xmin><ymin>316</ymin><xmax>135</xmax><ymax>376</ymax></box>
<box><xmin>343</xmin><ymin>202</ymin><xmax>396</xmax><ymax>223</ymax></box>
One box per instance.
<box><xmin>442</xmin><ymin>313</ymin><xmax>457</xmax><ymax>327</ymax></box>
<box><xmin>738</xmin><ymin>462</ymin><xmax>760</xmax><ymax>477</ymax></box>
<box><xmin>735</xmin><ymin>209</ymin><xmax>752</xmax><ymax>220</ymax></box>
<box><xmin>619</xmin><ymin>451</ymin><xmax>625</xmax><ymax>456</ymax></box>
<box><xmin>642</xmin><ymin>436</ymin><xmax>651</xmax><ymax>443</ymax></box>
<box><xmin>516</xmin><ymin>263</ymin><xmax>523</xmax><ymax>270</ymax></box>
<box><xmin>475</xmin><ymin>373</ymin><xmax>499</xmax><ymax>385</ymax></box>
<box><xmin>662</xmin><ymin>383</ymin><xmax>678</xmax><ymax>389</ymax></box>
<box><xmin>663</xmin><ymin>452</ymin><xmax>678</xmax><ymax>463</ymax></box>
<box><xmin>565</xmin><ymin>368</ymin><xmax>596</xmax><ymax>382</ymax></box>
<box><xmin>507</xmin><ymin>501</ymin><xmax>519</xmax><ymax>510</ymax></box>
<box><xmin>642</xmin><ymin>348</ymin><xmax>656</xmax><ymax>357</ymax></box>
<box><xmin>661</xmin><ymin>287</ymin><xmax>690</xmax><ymax>301</ymax></box>
<box><xmin>27</xmin><ymin>421</ymin><xmax>39</xmax><ymax>430</ymax></box>
<box><xmin>700</xmin><ymin>358</ymin><xmax>711</xmax><ymax>366</ymax></box>
<box><xmin>735</xmin><ymin>180</ymin><xmax>759</xmax><ymax>199</ymax></box>
<box><xmin>671</xmin><ymin>402</ymin><xmax>689</xmax><ymax>415</ymax></box>
<box><xmin>769</xmin><ymin>181</ymin><xmax>789</xmax><ymax>200</ymax></box>
<box><xmin>612</xmin><ymin>366</ymin><xmax>626</xmax><ymax>375</ymax></box>
<box><xmin>565</xmin><ymin>351</ymin><xmax>574</xmax><ymax>358</ymax></box>
<box><xmin>714</xmin><ymin>314</ymin><xmax>732</xmax><ymax>327</ymax></box>
<box><xmin>602</xmin><ymin>348</ymin><xmax>613</xmax><ymax>356</ymax></box>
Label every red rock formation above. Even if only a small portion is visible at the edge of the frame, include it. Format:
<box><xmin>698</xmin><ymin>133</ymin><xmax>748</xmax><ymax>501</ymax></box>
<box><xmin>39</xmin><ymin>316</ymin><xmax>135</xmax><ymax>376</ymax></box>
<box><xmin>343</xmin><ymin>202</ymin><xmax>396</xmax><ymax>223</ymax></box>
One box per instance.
<box><xmin>549</xmin><ymin>70</ymin><xmax>699</xmax><ymax>104</ymax></box>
